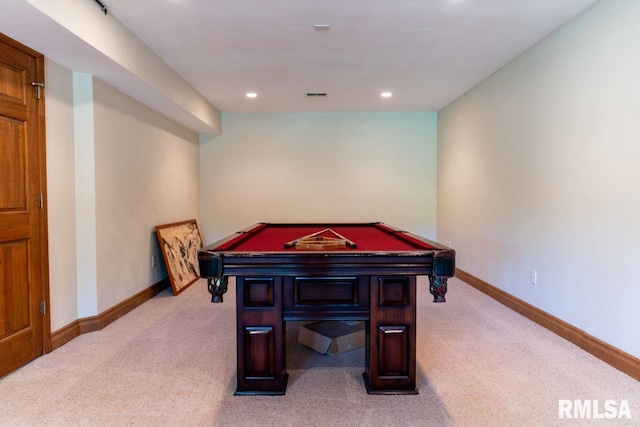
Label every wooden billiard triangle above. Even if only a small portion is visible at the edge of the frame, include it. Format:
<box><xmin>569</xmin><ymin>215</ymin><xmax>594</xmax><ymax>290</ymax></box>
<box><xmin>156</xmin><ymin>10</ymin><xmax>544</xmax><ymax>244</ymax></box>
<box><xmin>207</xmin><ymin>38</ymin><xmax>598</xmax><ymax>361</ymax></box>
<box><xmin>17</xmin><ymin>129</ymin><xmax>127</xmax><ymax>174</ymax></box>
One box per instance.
<box><xmin>283</xmin><ymin>228</ymin><xmax>357</xmax><ymax>250</ymax></box>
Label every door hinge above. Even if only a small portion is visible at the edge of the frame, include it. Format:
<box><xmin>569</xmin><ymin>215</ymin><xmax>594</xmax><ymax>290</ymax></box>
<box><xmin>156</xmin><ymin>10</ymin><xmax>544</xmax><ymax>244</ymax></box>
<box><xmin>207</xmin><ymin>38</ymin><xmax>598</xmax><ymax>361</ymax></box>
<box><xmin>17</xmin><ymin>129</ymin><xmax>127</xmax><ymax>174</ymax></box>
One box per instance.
<box><xmin>32</xmin><ymin>82</ymin><xmax>44</xmax><ymax>99</ymax></box>
<box><xmin>40</xmin><ymin>301</ymin><xmax>46</xmax><ymax>315</ymax></box>
<box><xmin>38</xmin><ymin>193</ymin><xmax>44</xmax><ymax>208</ymax></box>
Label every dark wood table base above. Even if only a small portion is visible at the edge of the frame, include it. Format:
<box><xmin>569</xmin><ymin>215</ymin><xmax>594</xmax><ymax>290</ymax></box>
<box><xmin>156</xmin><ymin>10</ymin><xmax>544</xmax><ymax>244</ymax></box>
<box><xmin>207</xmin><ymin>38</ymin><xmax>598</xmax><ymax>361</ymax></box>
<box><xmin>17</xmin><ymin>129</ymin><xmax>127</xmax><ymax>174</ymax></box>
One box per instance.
<box><xmin>234</xmin><ymin>274</ymin><xmax>423</xmax><ymax>395</ymax></box>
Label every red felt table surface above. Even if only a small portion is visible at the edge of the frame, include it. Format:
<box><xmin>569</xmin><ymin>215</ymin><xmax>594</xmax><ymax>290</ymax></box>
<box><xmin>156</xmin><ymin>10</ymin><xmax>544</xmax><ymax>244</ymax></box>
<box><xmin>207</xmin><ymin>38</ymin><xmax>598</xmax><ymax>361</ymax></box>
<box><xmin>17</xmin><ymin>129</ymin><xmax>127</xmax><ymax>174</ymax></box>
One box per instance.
<box><xmin>217</xmin><ymin>224</ymin><xmax>436</xmax><ymax>252</ymax></box>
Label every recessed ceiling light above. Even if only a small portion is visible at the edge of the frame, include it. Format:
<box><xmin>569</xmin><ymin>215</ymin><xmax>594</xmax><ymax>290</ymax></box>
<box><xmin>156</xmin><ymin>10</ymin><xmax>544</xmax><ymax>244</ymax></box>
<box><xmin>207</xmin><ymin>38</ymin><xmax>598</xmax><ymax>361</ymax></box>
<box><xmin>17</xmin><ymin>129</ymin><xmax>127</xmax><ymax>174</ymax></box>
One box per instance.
<box><xmin>246</xmin><ymin>92</ymin><xmax>257</xmax><ymax>98</ymax></box>
<box><xmin>381</xmin><ymin>92</ymin><xmax>392</xmax><ymax>98</ymax></box>
<box><xmin>314</xmin><ymin>24</ymin><xmax>331</xmax><ymax>31</ymax></box>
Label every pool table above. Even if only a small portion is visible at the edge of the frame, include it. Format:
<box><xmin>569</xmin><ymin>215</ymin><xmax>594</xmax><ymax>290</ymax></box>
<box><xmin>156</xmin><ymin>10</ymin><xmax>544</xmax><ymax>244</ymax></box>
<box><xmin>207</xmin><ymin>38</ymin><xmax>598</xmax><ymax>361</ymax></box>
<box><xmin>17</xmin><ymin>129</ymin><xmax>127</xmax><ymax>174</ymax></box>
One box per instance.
<box><xmin>198</xmin><ymin>222</ymin><xmax>455</xmax><ymax>395</ymax></box>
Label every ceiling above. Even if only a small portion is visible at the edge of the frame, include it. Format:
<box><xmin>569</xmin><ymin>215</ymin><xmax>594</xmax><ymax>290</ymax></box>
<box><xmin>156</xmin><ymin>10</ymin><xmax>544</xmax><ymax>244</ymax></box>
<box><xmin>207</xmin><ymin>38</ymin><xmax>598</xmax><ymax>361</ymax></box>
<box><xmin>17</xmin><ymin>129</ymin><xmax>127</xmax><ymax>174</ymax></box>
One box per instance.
<box><xmin>102</xmin><ymin>0</ymin><xmax>597</xmax><ymax>113</ymax></box>
<box><xmin>4</xmin><ymin>0</ymin><xmax>598</xmax><ymax>115</ymax></box>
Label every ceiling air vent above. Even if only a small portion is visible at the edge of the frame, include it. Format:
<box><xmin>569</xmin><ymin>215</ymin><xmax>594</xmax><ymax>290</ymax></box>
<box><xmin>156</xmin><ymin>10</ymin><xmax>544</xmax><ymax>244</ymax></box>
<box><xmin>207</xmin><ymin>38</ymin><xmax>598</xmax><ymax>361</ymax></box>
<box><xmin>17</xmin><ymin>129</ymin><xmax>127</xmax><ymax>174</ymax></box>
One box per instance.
<box><xmin>306</xmin><ymin>92</ymin><xmax>327</xmax><ymax>97</ymax></box>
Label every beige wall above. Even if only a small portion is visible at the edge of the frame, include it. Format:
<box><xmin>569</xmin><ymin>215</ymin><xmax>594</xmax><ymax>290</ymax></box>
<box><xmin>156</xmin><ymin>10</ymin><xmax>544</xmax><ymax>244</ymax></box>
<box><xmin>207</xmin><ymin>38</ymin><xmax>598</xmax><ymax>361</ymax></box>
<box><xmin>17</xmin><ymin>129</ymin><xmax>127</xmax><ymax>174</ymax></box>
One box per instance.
<box><xmin>437</xmin><ymin>0</ymin><xmax>640</xmax><ymax>357</ymax></box>
<box><xmin>93</xmin><ymin>79</ymin><xmax>200</xmax><ymax>313</ymax></box>
<box><xmin>47</xmin><ymin>93</ymin><xmax>436</xmax><ymax>330</ymax></box>
<box><xmin>199</xmin><ymin>112</ymin><xmax>438</xmax><ymax>244</ymax></box>
<box><xmin>45</xmin><ymin>59</ymin><xmax>78</xmax><ymax>330</ymax></box>
<box><xmin>45</xmin><ymin>60</ymin><xmax>200</xmax><ymax>329</ymax></box>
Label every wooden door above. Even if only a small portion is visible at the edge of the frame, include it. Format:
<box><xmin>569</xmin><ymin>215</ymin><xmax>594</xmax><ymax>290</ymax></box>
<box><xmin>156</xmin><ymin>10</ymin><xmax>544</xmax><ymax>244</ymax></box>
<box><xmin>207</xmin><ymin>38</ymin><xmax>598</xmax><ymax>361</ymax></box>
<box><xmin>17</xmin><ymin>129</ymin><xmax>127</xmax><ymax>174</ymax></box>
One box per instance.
<box><xmin>0</xmin><ymin>34</ymin><xmax>49</xmax><ymax>378</ymax></box>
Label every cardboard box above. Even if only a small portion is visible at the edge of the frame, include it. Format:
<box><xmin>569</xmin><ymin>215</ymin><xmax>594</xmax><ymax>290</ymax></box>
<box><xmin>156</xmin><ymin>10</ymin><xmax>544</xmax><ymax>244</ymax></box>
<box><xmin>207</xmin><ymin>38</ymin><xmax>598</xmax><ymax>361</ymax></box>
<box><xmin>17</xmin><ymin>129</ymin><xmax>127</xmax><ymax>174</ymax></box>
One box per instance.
<box><xmin>298</xmin><ymin>320</ymin><xmax>365</xmax><ymax>356</ymax></box>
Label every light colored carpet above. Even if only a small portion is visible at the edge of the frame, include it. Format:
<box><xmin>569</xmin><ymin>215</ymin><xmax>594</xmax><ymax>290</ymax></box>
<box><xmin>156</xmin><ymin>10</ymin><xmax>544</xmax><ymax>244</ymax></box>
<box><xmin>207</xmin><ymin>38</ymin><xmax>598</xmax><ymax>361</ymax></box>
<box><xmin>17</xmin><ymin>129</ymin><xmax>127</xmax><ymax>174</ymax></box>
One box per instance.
<box><xmin>0</xmin><ymin>277</ymin><xmax>638</xmax><ymax>426</ymax></box>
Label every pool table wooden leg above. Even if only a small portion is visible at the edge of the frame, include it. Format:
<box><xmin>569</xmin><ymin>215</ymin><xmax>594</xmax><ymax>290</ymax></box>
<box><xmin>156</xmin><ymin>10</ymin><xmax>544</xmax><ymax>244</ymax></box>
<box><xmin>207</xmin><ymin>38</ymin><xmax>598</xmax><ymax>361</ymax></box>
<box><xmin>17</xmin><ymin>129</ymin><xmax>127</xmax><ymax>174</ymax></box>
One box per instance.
<box><xmin>234</xmin><ymin>276</ymin><xmax>287</xmax><ymax>395</ymax></box>
<box><xmin>364</xmin><ymin>275</ymin><xmax>418</xmax><ymax>395</ymax></box>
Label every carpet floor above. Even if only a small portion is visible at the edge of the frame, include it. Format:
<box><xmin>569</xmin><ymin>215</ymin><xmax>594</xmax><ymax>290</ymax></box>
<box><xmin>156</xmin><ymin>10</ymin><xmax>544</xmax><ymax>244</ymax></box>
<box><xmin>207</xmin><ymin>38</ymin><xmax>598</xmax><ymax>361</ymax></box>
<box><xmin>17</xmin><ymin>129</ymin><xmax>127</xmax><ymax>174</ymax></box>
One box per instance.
<box><xmin>0</xmin><ymin>277</ymin><xmax>638</xmax><ymax>426</ymax></box>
